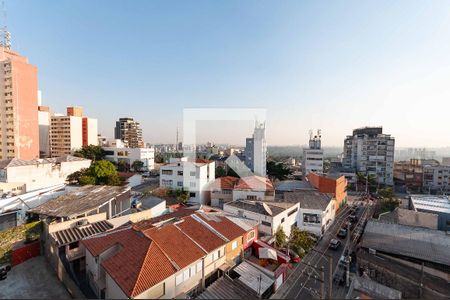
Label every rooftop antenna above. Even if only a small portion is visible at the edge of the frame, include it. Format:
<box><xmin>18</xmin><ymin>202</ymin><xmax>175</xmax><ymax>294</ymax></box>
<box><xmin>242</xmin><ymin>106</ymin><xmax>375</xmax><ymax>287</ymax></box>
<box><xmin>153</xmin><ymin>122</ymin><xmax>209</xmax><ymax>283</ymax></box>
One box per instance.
<box><xmin>0</xmin><ymin>1</ymin><xmax>10</xmax><ymax>50</ymax></box>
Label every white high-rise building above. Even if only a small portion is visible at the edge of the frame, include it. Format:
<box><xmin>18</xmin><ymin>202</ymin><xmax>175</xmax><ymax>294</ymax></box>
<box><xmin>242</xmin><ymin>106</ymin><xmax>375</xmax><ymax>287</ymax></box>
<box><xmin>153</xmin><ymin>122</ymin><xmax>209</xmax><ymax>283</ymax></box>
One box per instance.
<box><xmin>302</xmin><ymin>130</ymin><xmax>324</xmax><ymax>176</ymax></box>
<box><xmin>245</xmin><ymin>122</ymin><xmax>267</xmax><ymax>177</ymax></box>
<box><xmin>343</xmin><ymin>127</ymin><xmax>395</xmax><ymax>185</ymax></box>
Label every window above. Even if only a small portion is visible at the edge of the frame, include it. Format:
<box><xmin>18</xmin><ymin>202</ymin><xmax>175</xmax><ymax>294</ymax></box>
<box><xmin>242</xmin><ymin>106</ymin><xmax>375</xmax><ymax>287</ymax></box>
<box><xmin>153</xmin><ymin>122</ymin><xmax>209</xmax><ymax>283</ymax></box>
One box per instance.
<box><xmin>162</xmin><ymin>170</ymin><xmax>173</xmax><ymax>175</ymax></box>
<box><xmin>190</xmin><ymin>192</ymin><xmax>196</xmax><ymax>197</ymax></box>
<box><xmin>247</xmin><ymin>230</ymin><xmax>256</xmax><ymax>242</ymax></box>
<box><xmin>246</xmin><ymin>195</ymin><xmax>257</xmax><ymax>200</ymax></box>
<box><xmin>177</xmin><ymin>171</ymin><xmax>183</xmax><ymax>176</ymax></box>
<box><xmin>196</xmin><ymin>261</ymin><xmax>202</xmax><ymax>273</ymax></box>
<box><xmin>190</xmin><ymin>266</ymin><xmax>196</xmax><ymax>277</ymax></box>
<box><xmin>280</xmin><ymin>217</ymin><xmax>285</xmax><ymax>223</ymax></box>
<box><xmin>175</xmin><ymin>273</ymin><xmax>183</xmax><ymax>286</ymax></box>
<box><xmin>218</xmin><ymin>249</ymin><xmax>221</xmax><ymax>257</ymax></box>
<box><xmin>190</xmin><ymin>182</ymin><xmax>196</xmax><ymax>188</ymax></box>
<box><xmin>261</xmin><ymin>220</ymin><xmax>271</xmax><ymax>227</ymax></box>
<box><xmin>303</xmin><ymin>213</ymin><xmax>320</xmax><ymax>224</ymax></box>
<box><xmin>232</xmin><ymin>241</ymin><xmax>238</xmax><ymax>250</ymax></box>
<box><xmin>183</xmin><ymin>269</ymin><xmax>190</xmax><ymax>280</ymax></box>
<box><xmin>288</xmin><ymin>207</ymin><xmax>298</xmax><ymax>217</ymax></box>
<box><xmin>212</xmin><ymin>252</ymin><xmax>216</xmax><ymax>261</ymax></box>
<box><xmin>68</xmin><ymin>242</ymin><xmax>79</xmax><ymax>250</ymax></box>
<box><xmin>190</xmin><ymin>171</ymin><xmax>196</xmax><ymax>176</ymax></box>
<box><xmin>177</xmin><ymin>181</ymin><xmax>183</xmax><ymax>187</ymax></box>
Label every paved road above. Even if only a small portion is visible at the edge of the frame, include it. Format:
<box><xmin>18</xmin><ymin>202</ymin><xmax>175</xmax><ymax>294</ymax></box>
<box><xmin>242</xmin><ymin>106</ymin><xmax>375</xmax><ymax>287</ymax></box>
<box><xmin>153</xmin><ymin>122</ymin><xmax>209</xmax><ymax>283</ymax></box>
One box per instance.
<box><xmin>272</xmin><ymin>196</ymin><xmax>371</xmax><ymax>299</ymax></box>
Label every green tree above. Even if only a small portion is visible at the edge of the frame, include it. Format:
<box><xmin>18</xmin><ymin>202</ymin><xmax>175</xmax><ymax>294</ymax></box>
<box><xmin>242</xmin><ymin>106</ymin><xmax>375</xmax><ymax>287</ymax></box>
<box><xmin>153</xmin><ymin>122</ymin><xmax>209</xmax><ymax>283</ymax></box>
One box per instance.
<box><xmin>378</xmin><ymin>187</ymin><xmax>395</xmax><ymax>199</ymax></box>
<box><xmin>216</xmin><ymin>166</ymin><xmax>227</xmax><ymax>178</ymax></box>
<box><xmin>274</xmin><ymin>226</ymin><xmax>287</xmax><ymax>248</ymax></box>
<box><xmin>288</xmin><ymin>228</ymin><xmax>315</xmax><ymax>256</ymax></box>
<box><xmin>175</xmin><ymin>189</ymin><xmax>189</xmax><ymax>203</ymax></box>
<box><xmin>67</xmin><ymin>169</ymin><xmax>88</xmax><ymax>184</ymax></box>
<box><xmin>267</xmin><ymin>161</ymin><xmax>292</xmax><ymax>181</ymax></box>
<box><xmin>79</xmin><ymin>175</ymin><xmax>96</xmax><ymax>185</ymax></box>
<box><xmin>154</xmin><ymin>153</ymin><xmax>164</xmax><ymax>163</ymax></box>
<box><xmin>104</xmin><ymin>174</ymin><xmax>123</xmax><ymax>186</ymax></box>
<box><xmin>131</xmin><ymin>160</ymin><xmax>144</xmax><ymax>172</ymax></box>
<box><xmin>117</xmin><ymin>160</ymin><xmax>130</xmax><ymax>172</ymax></box>
<box><xmin>74</xmin><ymin>145</ymin><xmax>106</xmax><ymax>161</ymax></box>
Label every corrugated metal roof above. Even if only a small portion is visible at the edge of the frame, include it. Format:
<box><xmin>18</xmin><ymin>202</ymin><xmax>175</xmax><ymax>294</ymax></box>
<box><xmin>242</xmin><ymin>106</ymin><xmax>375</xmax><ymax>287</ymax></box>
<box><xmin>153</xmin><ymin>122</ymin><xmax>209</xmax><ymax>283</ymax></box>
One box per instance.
<box><xmin>51</xmin><ymin>220</ymin><xmax>113</xmax><ymax>246</ymax></box>
<box><xmin>196</xmin><ymin>276</ymin><xmax>257</xmax><ymax>299</ymax></box>
<box><xmin>361</xmin><ymin>219</ymin><xmax>450</xmax><ymax>266</ymax></box>
<box><xmin>233</xmin><ymin>261</ymin><xmax>274</xmax><ymax>295</ymax></box>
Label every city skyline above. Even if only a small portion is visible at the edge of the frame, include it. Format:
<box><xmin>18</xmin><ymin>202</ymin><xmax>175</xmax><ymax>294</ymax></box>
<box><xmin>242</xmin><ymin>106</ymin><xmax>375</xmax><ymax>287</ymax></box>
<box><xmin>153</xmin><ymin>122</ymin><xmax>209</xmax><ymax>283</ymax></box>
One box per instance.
<box><xmin>5</xmin><ymin>0</ymin><xmax>450</xmax><ymax>147</ymax></box>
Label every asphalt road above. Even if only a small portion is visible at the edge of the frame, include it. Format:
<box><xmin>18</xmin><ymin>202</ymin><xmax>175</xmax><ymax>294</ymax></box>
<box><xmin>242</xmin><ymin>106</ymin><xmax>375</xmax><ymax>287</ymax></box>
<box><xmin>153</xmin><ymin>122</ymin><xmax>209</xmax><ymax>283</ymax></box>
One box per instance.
<box><xmin>272</xmin><ymin>196</ymin><xmax>371</xmax><ymax>299</ymax></box>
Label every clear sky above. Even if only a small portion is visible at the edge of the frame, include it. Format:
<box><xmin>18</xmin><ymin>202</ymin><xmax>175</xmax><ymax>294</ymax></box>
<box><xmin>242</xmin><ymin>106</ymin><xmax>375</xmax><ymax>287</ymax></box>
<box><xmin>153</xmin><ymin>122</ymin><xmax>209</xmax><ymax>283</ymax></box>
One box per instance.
<box><xmin>5</xmin><ymin>0</ymin><xmax>450</xmax><ymax>147</ymax></box>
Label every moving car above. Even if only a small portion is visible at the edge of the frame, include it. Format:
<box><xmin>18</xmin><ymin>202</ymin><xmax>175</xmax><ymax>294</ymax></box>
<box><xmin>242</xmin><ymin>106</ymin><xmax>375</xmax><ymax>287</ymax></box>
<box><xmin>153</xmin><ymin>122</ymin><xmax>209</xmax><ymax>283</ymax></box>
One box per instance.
<box><xmin>337</xmin><ymin>228</ymin><xmax>347</xmax><ymax>238</ymax></box>
<box><xmin>329</xmin><ymin>239</ymin><xmax>341</xmax><ymax>250</ymax></box>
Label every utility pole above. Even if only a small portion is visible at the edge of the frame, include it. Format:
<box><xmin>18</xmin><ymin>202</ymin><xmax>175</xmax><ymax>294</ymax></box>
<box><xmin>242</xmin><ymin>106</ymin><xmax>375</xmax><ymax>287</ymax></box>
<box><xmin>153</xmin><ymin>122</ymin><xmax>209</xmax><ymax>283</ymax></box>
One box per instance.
<box><xmin>328</xmin><ymin>257</ymin><xmax>333</xmax><ymax>299</ymax></box>
<box><xmin>320</xmin><ymin>266</ymin><xmax>325</xmax><ymax>299</ymax></box>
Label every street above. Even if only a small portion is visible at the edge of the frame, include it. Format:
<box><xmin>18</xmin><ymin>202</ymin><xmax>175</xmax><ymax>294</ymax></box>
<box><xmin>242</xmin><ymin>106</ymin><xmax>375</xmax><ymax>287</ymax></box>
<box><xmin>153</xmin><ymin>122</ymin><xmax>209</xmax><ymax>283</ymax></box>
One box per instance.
<box><xmin>272</xmin><ymin>194</ymin><xmax>372</xmax><ymax>299</ymax></box>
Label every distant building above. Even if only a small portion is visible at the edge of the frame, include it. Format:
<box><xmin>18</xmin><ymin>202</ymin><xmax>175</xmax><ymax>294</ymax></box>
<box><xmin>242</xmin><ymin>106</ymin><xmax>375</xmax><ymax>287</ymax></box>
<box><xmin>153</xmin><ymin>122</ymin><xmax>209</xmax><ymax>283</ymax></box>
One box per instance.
<box><xmin>50</xmin><ymin>106</ymin><xmax>98</xmax><ymax>157</ymax></box>
<box><xmin>114</xmin><ymin>117</ymin><xmax>144</xmax><ymax>148</ymax></box>
<box><xmin>0</xmin><ymin>46</ymin><xmax>39</xmax><ymax>160</ymax></box>
<box><xmin>0</xmin><ymin>155</ymin><xmax>91</xmax><ymax>193</ymax></box>
<box><xmin>422</xmin><ymin>164</ymin><xmax>450</xmax><ymax>194</ymax></box>
<box><xmin>245</xmin><ymin>122</ymin><xmax>267</xmax><ymax>177</ymax></box>
<box><xmin>442</xmin><ymin>157</ymin><xmax>450</xmax><ymax>166</ymax></box>
<box><xmin>103</xmin><ymin>139</ymin><xmax>155</xmax><ymax>171</ymax></box>
<box><xmin>378</xmin><ymin>207</ymin><xmax>438</xmax><ymax>230</ymax></box>
<box><xmin>393</xmin><ymin>159</ymin><xmax>423</xmax><ymax>192</ymax></box>
<box><xmin>343</xmin><ymin>126</ymin><xmax>395</xmax><ymax>185</ymax></box>
<box><xmin>302</xmin><ymin>130</ymin><xmax>324</xmax><ymax>176</ymax></box>
<box><xmin>159</xmin><ymin>157</ymin><xmax>215</xmax><ymax>204</ymax></box>
<box><xmin>38</xmin><ymin>105</ymin><xmax>51</xmax><ymax>158</ymax></box>
<box><xmin>409</xmin><ymin>195</ymin><xmax>450</xmax><ymax>231</ymax></box>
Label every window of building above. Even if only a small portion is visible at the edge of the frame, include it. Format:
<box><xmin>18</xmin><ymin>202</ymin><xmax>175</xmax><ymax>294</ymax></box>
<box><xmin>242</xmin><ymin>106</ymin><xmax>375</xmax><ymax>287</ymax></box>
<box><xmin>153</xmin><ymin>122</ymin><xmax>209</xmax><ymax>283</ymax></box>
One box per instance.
<box><xmin>177</xmin><ymin>181</ymin><xmax>183</xmax><ymax>187</ymax></box>
<box><xmin>162</xmin><ymin>170</ymin><xmax>173</xmax><ymax>175</ymax></box>
<box><xmin>190</xmin><ymin>171</ymin><xmax>196</xmax><ymax>176</ymax></box>
<box><xmin>190</xmin><ymin>266</ymin><xmax>196</xmax><ymax>277</ymax></box>
<box><xmin>246</xmin><ymin>195</ymin><xmax>257</xmax><ymax>200</ymax></box>
<box><xmin>280</xmin><ymin>217</ymin><xmax>285</xmax><ymax>223</ymax></box>
<box><xmin>190</xmin><ymin>182</ymin><xmax>196</xmax><ymax>188</ymax></box>
<box><xmin>196</xmin><ymin>261</ymin><xmax>202</xmax><ymax>273</ymax></box>
<box><xmin>68</xmin><ymin>242</ymin><xmax>79</xmax><ymax>250</ymax></box>
<box><xmin>247</xmin><ymin>230</ymin><xmax>256</xmax><ymax>242</ymax></box>
<box><xmin>177</xmin><ymin>171</ymin><xmax>183</xmax><ymax>176</ymax></box>
<box><xmin>175</xmin><ymin>273</ymin><xmax>183</xmax><ymax>286</ymax></box>
<box><xmin>261</xmin><ymin>220</ymin><xmax>271</xmax><ymax>227</ymax></box>
<box><xmin>232</xmin><ymin>241</ymin><xmax>238</xmax><ymax>250</ymax></box>
<box><xmin>303</xmin><ymin>213</ymin><xmax>320</xmax><ymax>224</ymax></box>
<box><xmin>183</xmin><ymin>269</ymin><xmax>190</xmax><ymax>281</ymax></box>
<box><xmin>211</xmin><ymin>252</ymin><xmax>216</xmax><ymax>261</ymax></box>
<box><xmin>190</xmin><ymin>192</ymin><xmax>196</xmax><ymax>198</ymax></box>
<box><xmin>288</xmin><ymin>207</ymin><xmax>298</xmax><ymax>217</ymax></box>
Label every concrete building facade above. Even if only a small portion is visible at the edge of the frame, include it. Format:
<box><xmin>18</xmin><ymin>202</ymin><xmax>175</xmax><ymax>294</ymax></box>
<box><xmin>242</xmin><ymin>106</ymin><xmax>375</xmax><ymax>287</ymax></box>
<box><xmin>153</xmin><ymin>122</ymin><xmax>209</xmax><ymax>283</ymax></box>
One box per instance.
<box><xmin>114</xmin><ymin>117</ymin><xmax>144</xmax><ymax>148</ymax></box>
<box><xmin>104</xmin><ymin>139</ymin><xmax>155</xmax><ymax>171</ymax></box>
<box><xmin>302</xmin><ymin>130</ymin><xmax>323</xmax><ymax>176</ymax></box>
<box><xmin>343</xmin><ymin>127</ymin><xmax>395</xmax><ymax>185</ymax></box>
<box><xmin>245</xmin><ymin>122</ymin><xmax>266</xmax><ymax>177</ymax></box>
<box><xmin>0</xmin><ymin>47</ymin><xmax>39</xmax><ymax>160</ymax></box>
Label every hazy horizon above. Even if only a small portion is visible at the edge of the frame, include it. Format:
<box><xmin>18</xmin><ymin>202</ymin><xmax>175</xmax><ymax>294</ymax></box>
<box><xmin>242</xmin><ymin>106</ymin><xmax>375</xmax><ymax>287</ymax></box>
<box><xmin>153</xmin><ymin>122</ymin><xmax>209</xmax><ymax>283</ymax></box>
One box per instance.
<box><xmin>6</xmin><ymin>0</ymin><xmax>450</xmax><ymax>147</ymax></box>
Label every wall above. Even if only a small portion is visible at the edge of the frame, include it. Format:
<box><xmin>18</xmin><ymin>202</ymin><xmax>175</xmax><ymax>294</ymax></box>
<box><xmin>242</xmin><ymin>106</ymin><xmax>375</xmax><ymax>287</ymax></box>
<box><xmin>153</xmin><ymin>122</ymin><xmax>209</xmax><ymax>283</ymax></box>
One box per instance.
<box><xmin>223</xmin><ymin>204</ymin><xmax>274</xmax><ymax>236</ymax></box>
<box><xmin>308</xmin><ymin>172</ymin><xmax>347</xmax><ymax>213</ymax></box>
<box><xmin>69</xmin><ymin>116</ymin><xmax>83</xmax><ymax>153</ymax></box>
<box><xmin>232</xmin><ymin>189</ymin><xmax>274</xmax><ymax>202</ymax></box>
<box><xmin>11</xmin><ymin>240</ymin><xmax>41</xmax><ymax>266</ymax></box>
<box><xmin>225</xmin><ymin>236</ymin><xmax>243</xmax><ymax>265</ymax></box>
<box><xmin>297</xmin><ymin>200</ymin><xmax>335</xmax><ymax>237</ymax></box>
<box><xmin>271</xmin><ymin>204</ymin><xmax>299</xmax><ymax>237</ymax></box>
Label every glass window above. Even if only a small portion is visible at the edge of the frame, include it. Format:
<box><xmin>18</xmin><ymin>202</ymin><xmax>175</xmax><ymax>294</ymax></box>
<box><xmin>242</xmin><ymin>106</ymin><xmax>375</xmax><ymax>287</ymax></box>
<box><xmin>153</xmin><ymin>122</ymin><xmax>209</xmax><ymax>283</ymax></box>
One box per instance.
<box><xmin>196</xmin><ymin>261</ymin><xmax>202</xmax><ymax>273</ymax></box>
<box><xmin>232</xmin><ymin>241</ymin><xmax>238</xmax><ymax>250</ymax></box>
<box><xmin>175</xmin><ymin>273</ymin><xmax>183</xmax><ymax>286</ymax></box>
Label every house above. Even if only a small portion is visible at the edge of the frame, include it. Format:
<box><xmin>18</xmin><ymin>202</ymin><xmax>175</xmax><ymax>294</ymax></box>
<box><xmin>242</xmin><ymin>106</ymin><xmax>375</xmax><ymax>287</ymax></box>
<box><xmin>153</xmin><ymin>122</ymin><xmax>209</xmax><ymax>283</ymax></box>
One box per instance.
<box><xmin>223</xmin><ymin>200</ymin><xmax>299</xmax><ymax>237</ymax></box>
<box><xmin>208</xmin><ymin>176</ymin><xmax>240</xmax><ymax>208</ymax></box>
<box><xmin>0</xmin><ymin>155</ymin><xmax>91</xmax><ymax>193</ymax></box>
<box><xmin>81</xmin><ymin>211</ymin><xmax>253</xmax><ymax>299</ymax></box>
<box><xmin>307</xmin><ymin>172</ymin><xmax>347</xmax><ymax>213</ymax></box>
<box><xmin>283</xmin><ymin>190</ymin><xmax>336</xmax><ymax>237</ymax></box>
<box><xmin>28</xmin><ymin>185</ymin><xmax>131</xmax><ymax>222</ymax></box>
<box><xmin>103</xmin><ymin>139</ymin><xmax>155</xmax><ymax>171</ymax></box>
<box><xmin>159</xmin><ymin>157</ymin><xmax>215</xmax><ymax>204</ymax></box>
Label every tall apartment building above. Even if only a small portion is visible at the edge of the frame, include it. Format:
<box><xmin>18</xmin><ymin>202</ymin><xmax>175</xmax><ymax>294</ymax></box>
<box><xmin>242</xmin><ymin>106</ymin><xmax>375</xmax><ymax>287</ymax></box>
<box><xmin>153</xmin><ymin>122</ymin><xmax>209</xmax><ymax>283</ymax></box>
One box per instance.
<box><xmin>244</xmin><ymin>122</ymin><xmax>267</xmax><ymax>177</ymax></box>
<box><xmin>49</xmin><ymin>106</ymin><xmax>98</xmax><ymax>157</ymax></box>
<box><xmin>302</xmin><ymin>130</ymin><xmax>324</xmax><ymax>176</ymax></box>
<box><xmin>114</xmin><ymin>117</ymin><xmax>143</xmax><ymax>148</ymax></box>
<box><xmin>343</xmin><ymin>127</ymin><xmax>395</xmax><ymax>185</ymax></box>
<box><xmin>0</xmin><ymin>46</ymin><xmax>39</xmax><ymax>160</ymax></box>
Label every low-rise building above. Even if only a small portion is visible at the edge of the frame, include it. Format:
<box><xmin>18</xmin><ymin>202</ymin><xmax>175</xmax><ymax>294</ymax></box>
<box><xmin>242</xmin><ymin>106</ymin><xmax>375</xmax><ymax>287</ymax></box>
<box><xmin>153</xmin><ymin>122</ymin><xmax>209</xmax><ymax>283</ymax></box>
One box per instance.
<box><xmin>378</xmin><ymin>207</ymin><xmax>438</xmax><ymax>230</ymax></box>
<box><xmin>422</xmin><ymin>164</ymin><xmax>450</xmax><ymax>194</ymax></box>
<box><xmin>223</xmin><ymin>200</ymin><xmax>299</xmax><ymax>237</ymax></box>
<box><xmin>103</xmin><ymin>139</ymin><xmax>155</xmax><ymax>171</ymax></box>
<box><xmin>233</xmin><ymin>176</ymin><xmax>275</xmax><ymax>202</ymax></box>
<box><xmin>159</xmin><ymin>157</ymin><xmax>215</xmax><ymax>204</ymax></box>
<box><xmin>284</xmin><ymin>190</ymin><xmax>336</xmax><ymax>237</ymax></box>
<box><xmin>0</xmin><ymin>155</ymin><xmax>91</xmax><ymax>193</ymax></box>
<box><xmin>307</xmin><ymin>172</ymin><xmax>347</xmax><ymax>213</ymax></box>
<box><xmin>208</xmin><ymin>176</ymin><xmax>240</xmax><ymax>208</ymax></box>
<box><xmin>393</xmin><ymin>159</ymin><xmax>423</xmax><ymax>192</ymax></box>
<box><xmin>409</xmin><ymin>195</ymin><xmax>450</xmax><ymax>231</ymax></box>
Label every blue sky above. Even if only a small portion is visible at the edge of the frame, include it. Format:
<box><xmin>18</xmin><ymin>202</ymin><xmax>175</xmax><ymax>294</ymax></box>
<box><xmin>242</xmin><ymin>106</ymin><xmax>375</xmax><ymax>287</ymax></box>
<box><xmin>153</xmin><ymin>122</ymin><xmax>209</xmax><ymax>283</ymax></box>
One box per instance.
<box><xmin>6</xmin><ymin>0</ymin><xmax>450</xmax><ymax>147</ymax></box>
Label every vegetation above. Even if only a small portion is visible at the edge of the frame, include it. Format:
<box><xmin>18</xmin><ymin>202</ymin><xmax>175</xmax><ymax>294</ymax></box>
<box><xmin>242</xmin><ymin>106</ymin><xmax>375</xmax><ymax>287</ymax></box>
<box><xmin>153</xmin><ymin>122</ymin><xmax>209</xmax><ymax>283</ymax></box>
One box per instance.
<box><xmin>117</xmin><ymin>160</ymin><xmax>131</xmax><ymax>172</ymax></box>
<box><xmin>267</xmin><ymin>161</ymin><xmax>292</xmax><ymax>181</ymax></box>
<box><xmin>73</xmin><ymin>144</ymin><xmax>106</xmax><ymax>161</ymax></box>
<box><xmin>378</xmin><ymin>187</ymin><xmax>395</xmax><ymax>199</ymax></box>
<box><xmin>167</xmin><ymin>188</ymin><xmax>190</xmax><ymax>204</ymax></box>
<box><xmin>356</xmin><ymin>172</ymin><xmax>377</xmax><ymax>192</ymax></box>
<box><xmin>67</xmin><ymin>160</ymin><xmax>123</xmax><ymax>186</ymax></box>
<box><xmin>288</xmin><ymin>228</ymin><xmax>315</xmax><ymax>257</ymax></box>
<box><xmin>274</xmin><ymin>226</ymin><xmax>287</xmax><ymax>248</ymax></box>
<box><xmin>215</xmin><ymin>166</ymin><xmax>227</xmax><ymax>178</ymax></box>
<box><xmin>0</xmin><ymin>221</ymin><xmax>42</xmax><ymax>265</ymax></box>
<box><xmin>131</xmin><ymin>160</ymin><xmax>144</xmax><ymax>172</ymax></box>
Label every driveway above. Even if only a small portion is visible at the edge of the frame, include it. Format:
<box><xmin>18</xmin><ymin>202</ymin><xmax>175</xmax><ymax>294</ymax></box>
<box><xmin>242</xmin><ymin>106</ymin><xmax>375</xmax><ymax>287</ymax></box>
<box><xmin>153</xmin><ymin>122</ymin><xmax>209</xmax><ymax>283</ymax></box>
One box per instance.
<box><xmin>0</xmin><ymin>256</ymin><xmax>71</xmax><ymax>299</ymax></box>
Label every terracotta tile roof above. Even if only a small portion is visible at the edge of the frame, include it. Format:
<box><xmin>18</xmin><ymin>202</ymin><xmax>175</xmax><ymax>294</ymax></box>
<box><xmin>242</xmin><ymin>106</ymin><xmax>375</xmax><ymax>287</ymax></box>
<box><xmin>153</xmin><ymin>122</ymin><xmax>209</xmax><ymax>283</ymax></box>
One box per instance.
<box><xmin>207</xmin><ymin>176</ymin><xmax>240</xmax><ymax>190</ymax></box>
<box><xmin>82</xmin><ymin>227</ymin><xmax>177</xmax><ymax>298</ymax></box>
<box><xmin>175</xmin><ymin>216</ymin><xmax>226</xmax><ymax>252</ymax></box>
<box><xmin>143</xmin><ymin>224</ymin><xmax>206</xmax><ymax>269</ymax></box>
<box><xmin>195</xmin><ymin>213</ymin><xmax>246</xmax><ymax>241</ymax></box>
<box><xmin>235</xmin><ymin>176</ymin><xmax>274</xmax><ymax>191</ymax></box>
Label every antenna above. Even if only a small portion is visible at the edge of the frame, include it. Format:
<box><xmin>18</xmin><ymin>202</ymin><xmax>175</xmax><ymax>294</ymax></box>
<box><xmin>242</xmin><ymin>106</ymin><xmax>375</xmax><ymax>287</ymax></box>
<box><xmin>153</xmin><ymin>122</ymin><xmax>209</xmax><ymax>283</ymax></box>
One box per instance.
<box><xmin>0</xmin><ymin>1</ymin><xmax>10</xmax><ymax>49</ymax></box>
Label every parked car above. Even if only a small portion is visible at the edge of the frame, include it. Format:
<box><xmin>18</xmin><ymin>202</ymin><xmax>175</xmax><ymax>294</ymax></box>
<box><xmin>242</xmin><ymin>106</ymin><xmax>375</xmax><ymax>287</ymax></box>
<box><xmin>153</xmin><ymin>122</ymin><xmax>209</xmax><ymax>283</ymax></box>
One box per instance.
<box><xmin>348</xmin><ymin>213</ymin><xmax>358</xmax><ymax>222</ymax></box>
<box><xmin>0</xmin><ymin>264</ymin><xmax>11</xmax><ymax>281</ymax></box>
<box><xmin>279</xmin><ymin>248</ymin><xmax>301</xmax><ymax>263</ymax></box>
<box><xmin>337</xmin><ymin>228</ymin><xmax>347</xmax><ymax>239</ymax></box>
<box><xmin>329</xmin><ymin>239</ymin><xmax>341</xmax><ymax>250</ymax></box>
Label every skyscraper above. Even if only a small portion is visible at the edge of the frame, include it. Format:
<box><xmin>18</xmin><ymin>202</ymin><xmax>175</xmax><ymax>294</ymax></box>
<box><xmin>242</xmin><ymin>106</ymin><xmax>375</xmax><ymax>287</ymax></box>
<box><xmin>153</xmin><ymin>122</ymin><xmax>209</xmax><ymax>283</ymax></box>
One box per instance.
<box><xmin>302</xmin><ymin>130</ymin><xmax>324</xmax><ymax>176</ymax></box>
<box><xmin>245</xmin><ymin>122</ymin><xmax>267</xmax><ymax>177</ymax></box>
<box><xmin>0</xmin><ymin>44</ymin><xmax>39</xmax><ymax>160</ymax></box>
<box><xmin>343</xmin><ymin>126</ymin><xmax>395</xmax><ymax>185</ymax></box>
<box><xmin>114</xmin><ymin>117</ymin><xmax>144</xmax><ymax>148</ymax></box>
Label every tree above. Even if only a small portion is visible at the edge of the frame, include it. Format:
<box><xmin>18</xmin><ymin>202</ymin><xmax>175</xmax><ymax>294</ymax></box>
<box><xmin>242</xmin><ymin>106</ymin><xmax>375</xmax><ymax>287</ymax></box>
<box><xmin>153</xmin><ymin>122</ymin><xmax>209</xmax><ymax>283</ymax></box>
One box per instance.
<box><xmin>74</xmin><ymin>145</ymin><xmax>106</xmax><ymax>161</ymax></box>
<box><xmin>175</xmin><ymin>189</ymin><xmax>189</xmax><ymax>204</ymax></box>
<box><xmin>378</xmin><ymin>187</ymin><xmax>395</xmax><ymax>199</ymax></box>
<box><xmin>67</xmin><ymin>160</ymin><xmax>121</xmax><ymax>186</ymax></box>
<box><xmin>131</xmin><ymin>160</ymin><xmax>144</xmax><ymax>172</ymax></box>
<box><xmin>274</xmin><ymin>226</ymin><xmax>287</xmax><ymax>248</ymax></box>
<box><xmin>267</xmin><ymin>161</ymin><xmax>292</xmax><ymax>181</ymax></box>
<box><xmin>117</xmin><ymin>160</ymin><xmax>130</xmax><ymax>172</ymax></box>
<box><xmin>216</xmin><ymin>166</ymin><xmax>227</xmax><ymax>178</ymax></box>
<box><xmin>79</xmin><ymin>175</ymin><xmax>96</xmax><ymax>185</ymax></box>
<box><xmin>67</xmin><ymin>169</ymin><xmax>88</xmax><ymax>184</ymax></box>
<box><xmin>154</xmin><ymin>154</ymin><xmax>164</xmax><ymax>164</ymax></box>
<box><xmin>288</xmin><ymin>227</ymin><xmax>315</xmax><ymax>257</ymax></box>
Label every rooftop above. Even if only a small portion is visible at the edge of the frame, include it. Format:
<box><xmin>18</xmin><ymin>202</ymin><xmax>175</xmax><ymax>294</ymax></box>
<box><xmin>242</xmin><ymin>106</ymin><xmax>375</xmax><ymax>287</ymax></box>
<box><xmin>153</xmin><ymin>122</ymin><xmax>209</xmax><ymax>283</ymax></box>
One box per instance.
<box><xmin>0</xmin><ymin>155</ymin><xmax>90</xmax><ymax>169</ymax></box>
<box><xmin>360</xmin><ymin>219</ymin><xmax>450</xmax><ymax>266</ymax></box>
<box><xmin>283</xmin><ymin>190</ymin><xmax>334</xmax><ymax>210</ymax></box>
<box><xmin>378</xmin><ymin>208</ymin><xmax>438</xmax><ymax>230</ymax></box>
<box><xmin>207</xmin><ymin>176</ymin><xmax>240</xmax><ymax>190</ymax></box>
<box><xmin>235</xmin><ymin>176</ymin><xmax>274</xmax><ymax>191</ymax></box>
<box><xmin>51</xmin><ymin>220</ymin><xmax>113</xmax><ymax>247</ymax></box>
<box><xmin>275</xmin><ymin>180</ymin><xmax>314</xmax><ymax>192</ymax></box>
<box><xmin>410</xmin><ymin>194</ymin><xmax>450</xmax><ymax>214</ymax></box>
<box><xmin>195</xmin><ymin>212</ymin><xmax>247</xmax><ymax>240</ymax></box>
<box><xmin>28</xmin><ymin>185</ymin><xmax>130</xmax><ymax>218</ymax></box>
<box><xmin>225</xmin><ymin>200</ymin><xmax>296</xmax><ymax>216</ymax></box>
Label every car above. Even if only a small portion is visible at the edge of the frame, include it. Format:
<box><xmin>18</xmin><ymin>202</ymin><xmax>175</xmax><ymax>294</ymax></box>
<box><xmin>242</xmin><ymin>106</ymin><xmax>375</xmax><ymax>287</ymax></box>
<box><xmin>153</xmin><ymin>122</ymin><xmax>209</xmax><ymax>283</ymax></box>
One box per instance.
<box><xmin>348</xmin><ymin>214</ymin><xmax>358</xmax><ymax>222</ymax></box>
<box><xmin>337</xmin><ymin>228</ymin><xmax>347</xmax><ymax>238</ymax></box>
<box><xmin>329</xmin><ymin>239</ymin><xmax>341</xmax><ymax>250</ymax></box>
<box><xmin>279</xmin><ymin>248</ymin><xmax>301</xmax><ymax>263</ymax></box>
